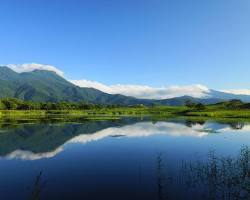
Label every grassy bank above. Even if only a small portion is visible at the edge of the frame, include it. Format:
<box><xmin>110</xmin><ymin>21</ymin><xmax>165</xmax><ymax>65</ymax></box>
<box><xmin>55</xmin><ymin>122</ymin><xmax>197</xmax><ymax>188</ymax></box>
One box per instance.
<box><xmin>0</xmin><ymin>107</ymin><xmax>248</xmax><ymax>119</ymax></box>
<box><xmin>185</xmin><ymin>110</ymin><xmax>250</xmax><ymax>118</ymax></box>
<box><xmin>1</xmin><ymin>102</ymin><xmax>250</xmax><ymax>120</ymax></box>
<box><xmin>0</xmin><ymin>106</ymin><xmax>186</xmax><ymax>120</ymax></box>
<box><xmin>2</xmin><ymin>98</ymin><xmax>250</xmax><ymax>120</ymax></box>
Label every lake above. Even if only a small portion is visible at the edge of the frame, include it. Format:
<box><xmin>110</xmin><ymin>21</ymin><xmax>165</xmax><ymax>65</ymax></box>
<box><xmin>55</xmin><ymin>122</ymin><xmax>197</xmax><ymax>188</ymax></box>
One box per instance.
<box><xmin>0</xmin><ymin>117</ymin><xmax>250</xmax><ymax>200</ymax></box>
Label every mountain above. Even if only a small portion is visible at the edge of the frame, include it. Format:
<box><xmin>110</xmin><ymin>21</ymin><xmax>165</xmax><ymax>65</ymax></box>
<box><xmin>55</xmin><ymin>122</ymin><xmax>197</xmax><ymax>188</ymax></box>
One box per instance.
<box><xmin>0</xmin><ymin>66</ymin><xmax>250</xmax><ymax>105</ymax></box>
<box><xmin>208</xmin><ymin>89</ymin><xmax>250</xmax><ymax>102</ymax></box>
<box><xmin>0</xmin><ymin>66</ymin><xmax>151</xmax><ymax>104</ymax></box>
<box><xmin>156</xmin><ymin>96</ymin><xmax>224</xmax><ymax>106</ymax></box>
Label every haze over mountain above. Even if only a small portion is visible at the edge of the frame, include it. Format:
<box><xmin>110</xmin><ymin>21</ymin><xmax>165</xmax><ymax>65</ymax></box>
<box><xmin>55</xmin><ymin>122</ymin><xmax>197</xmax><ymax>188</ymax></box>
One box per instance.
<box><xmin>1</xmin><ymin>66</ymin><xmax>250</xmax><ymax>105</ymax></box>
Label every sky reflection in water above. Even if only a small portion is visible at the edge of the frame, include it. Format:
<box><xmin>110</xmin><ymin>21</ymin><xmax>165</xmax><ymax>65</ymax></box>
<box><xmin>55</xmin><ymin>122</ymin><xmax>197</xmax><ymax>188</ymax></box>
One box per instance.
<box><xmin>0</xmin><ymin>118</ymin><xmax>250</xmax><ymax>199</ymax></box>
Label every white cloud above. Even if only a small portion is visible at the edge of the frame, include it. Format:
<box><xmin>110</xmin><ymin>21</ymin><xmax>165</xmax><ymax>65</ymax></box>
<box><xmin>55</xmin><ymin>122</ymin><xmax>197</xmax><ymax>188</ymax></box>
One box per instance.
<box><xmin>6</xmin><ymin>63</ymin><xmax>64</xmax><ymax>76</ymax></box>
<box><xmin>5</xmin><ymin>147</ymin><xmax>63</xmax><ymax>160</ymax></box>
<box><xmin>70</xmin><ymin>80</ymin><xmax>210</xmax><ymax>99</ymax></box>
<box><xmin>71</xmin><ymin>79</ymin><xmax>113</xmax><ymax>93</ymax></box>
<box><xmin>221</xmin><ymin>89</ymin><xmax>250</xmax><ymax>96</ymax></box>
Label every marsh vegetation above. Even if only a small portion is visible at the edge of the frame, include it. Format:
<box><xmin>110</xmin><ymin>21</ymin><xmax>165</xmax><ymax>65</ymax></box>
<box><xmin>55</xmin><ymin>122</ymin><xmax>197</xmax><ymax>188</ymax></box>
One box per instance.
<box><xmin>1</xmin><ymin>98</ymin><xmax>250</xmax><ymax>122</ymax></box>
<box><xmin>155</xmin><ymin>146</ymin><xmax>250</xmax><ymax>200</ymax></box>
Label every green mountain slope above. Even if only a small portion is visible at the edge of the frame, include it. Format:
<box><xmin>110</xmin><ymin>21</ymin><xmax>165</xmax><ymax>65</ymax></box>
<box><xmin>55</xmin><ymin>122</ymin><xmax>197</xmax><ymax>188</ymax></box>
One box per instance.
<box><xmin>0</xmin><ymin>66</ymin><xmax>148</xmax><ymax>104</ymax></box>
<box><xmin>1</xmin><ymin>66</ymin><xmax>250</xmax><ymax>105</ymax></box>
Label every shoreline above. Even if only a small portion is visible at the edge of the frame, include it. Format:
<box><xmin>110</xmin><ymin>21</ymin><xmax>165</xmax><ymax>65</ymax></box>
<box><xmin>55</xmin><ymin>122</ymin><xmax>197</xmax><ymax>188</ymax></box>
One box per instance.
<box><xmin>1</xmin><ymin>108</ymin><xmax>250</xmax><ymax>121</ymax></box>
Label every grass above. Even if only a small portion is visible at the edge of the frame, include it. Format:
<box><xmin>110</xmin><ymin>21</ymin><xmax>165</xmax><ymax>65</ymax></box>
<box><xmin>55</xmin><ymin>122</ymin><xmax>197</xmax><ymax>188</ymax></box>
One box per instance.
<box><xmin>0</xmin><ymin>106</ymin><xmax>184</xmax><ymax>118</ymax></box>
<box><xmin>185</xmin><ymin>105</ymin><xmax>250</xmax><ymax>118</ymax></box>
<box><xmin>1</xmin><ymin>105</ymin><xmax>250</xmax><ymax>121</ymax></box>
<box><xmin>186</xmin><ymin>110</ymin><xmax>250</xmax><ymax>118</ymax></box>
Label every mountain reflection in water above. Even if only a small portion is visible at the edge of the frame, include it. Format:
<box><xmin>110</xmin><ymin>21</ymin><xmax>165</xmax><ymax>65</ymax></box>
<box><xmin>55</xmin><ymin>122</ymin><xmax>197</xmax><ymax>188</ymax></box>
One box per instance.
<box><xmin>0</xmin><ymin>118</ymin><xmax>249</xmax><ymax>160</ymax></box>
<box><xmin>0</xmin><ymin>118</ymin><xmax>250</xmax><ymax>199</ymax></box>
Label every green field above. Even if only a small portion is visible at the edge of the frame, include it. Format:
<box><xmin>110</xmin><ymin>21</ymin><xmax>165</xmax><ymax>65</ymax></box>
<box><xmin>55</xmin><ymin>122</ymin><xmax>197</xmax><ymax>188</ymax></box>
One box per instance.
<box><xmin>1</xmin><ymin>98</ymin><xmax>250</xmax><ymax>121</ymax></box>
<box><xmin>0</xmin><ymin>106</ymin><xmax>184</xmax><ymax>118</ymax></box>
<box><xmin>0</xmin><ymin>105</ymin><xmax>250</xmax><ymax>120</ymax></box>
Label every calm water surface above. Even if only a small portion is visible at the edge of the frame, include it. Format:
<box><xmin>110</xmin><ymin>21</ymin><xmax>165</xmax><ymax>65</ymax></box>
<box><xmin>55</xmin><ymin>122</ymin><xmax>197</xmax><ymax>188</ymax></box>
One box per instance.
<box><xmin>0</xmin><ymin>118</ymin><xmax>250</xmax><ymax>200</ymax></box>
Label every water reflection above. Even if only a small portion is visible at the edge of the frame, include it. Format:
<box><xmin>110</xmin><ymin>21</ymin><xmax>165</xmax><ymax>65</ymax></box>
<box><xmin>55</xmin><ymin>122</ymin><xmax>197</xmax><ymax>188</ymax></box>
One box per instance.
<box><xmin>0</xmin><ymin>119</ymin><xmax>139</xmax><ymax>160</ymax></box>
<box><xmin>185</xmin><ymin>119</ymin><xmax>205</xmax><ymax>127</ymax></box>
<box><xmin>0</xmin><ymin>118</ymin><xmax>250</xmax><ymax>160</ymax></box>
<box><xmin>147</xmin><ymin>146</ymin><xmax>250</xmax><ymax>200</ymax></box>
<box><xmin>0</xmin><ymin>118</ymin><xmax>250</xmax><ymax>199</ymax></box>
<box><xmin>156</xmin><ymin>153</ymin><xmax>173</xmax><ymax>200</ymax></box>
<box><xmin>230</xmin><ymin>122</ymin><xmax>245</xmax><ymax>130</ymax></box>
<box><xmin>23</xmin><ymin>147</ymin><xmax>250</xmax><ymax>200</ymax></box>
<box><xmin>178</xmin><ymin>146</ymin><xmax>250</xmax><ymax>199</ymax></box>
<box><xmin>30</xmin><ymin>171</ymin><xmax>45</xmax><ymax>200</ymax></box>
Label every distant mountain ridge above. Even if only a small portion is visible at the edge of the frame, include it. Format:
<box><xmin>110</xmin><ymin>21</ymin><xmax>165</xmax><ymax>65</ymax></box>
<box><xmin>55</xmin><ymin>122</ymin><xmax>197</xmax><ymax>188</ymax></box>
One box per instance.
<box><xmin>1</xmin><ymin>66</ymin><xmax>250</xmax><ymax>105</ymax></box>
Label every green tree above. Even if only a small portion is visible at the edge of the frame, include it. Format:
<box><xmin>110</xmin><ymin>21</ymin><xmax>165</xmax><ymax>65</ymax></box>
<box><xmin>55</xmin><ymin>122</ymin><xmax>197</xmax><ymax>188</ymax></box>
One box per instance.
<box><xmin>185</xmin><ymin>100</ymin><xmax>196</xmax><ymax>109</ymax></box>
<box><xmin>194</xmin><ymin>103</ymin><xmax>206</xmax><ymax>111</ymax></box>
<box><xmin>0</xmin><ymin>101</ymin><xmax>6</xmax><ymax>110</ymax></box>
<box><xmin>1</xmin><ymin>99</ymin><xmax>19</xmax><ymax>110</ymax></box>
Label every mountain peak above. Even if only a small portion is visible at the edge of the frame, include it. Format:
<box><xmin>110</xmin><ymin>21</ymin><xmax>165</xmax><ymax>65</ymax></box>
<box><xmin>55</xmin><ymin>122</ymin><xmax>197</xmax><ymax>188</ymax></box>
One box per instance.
<box><xmin>6</xmin><ymin>63</ymin><xmax>64</xmax><ymax>77</ymax></box>
<box><xmin>31</xmin><ymin>69</ymin><xmax>58</xmax><ymax>75</ymax></box>
<box><xmin>0</xmin><ymin>66</ymin><xmax>16</xmax><ymax>72</ymax></box>
<box><xmin>0</xmin><ymin>66</ymin><xmax>19</xmax><ymax>80</ymax></box>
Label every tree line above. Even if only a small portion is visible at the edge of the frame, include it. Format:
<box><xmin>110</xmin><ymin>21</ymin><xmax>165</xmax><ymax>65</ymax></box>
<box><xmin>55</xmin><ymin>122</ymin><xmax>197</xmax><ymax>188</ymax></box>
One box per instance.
<box><xmin>1</xmin><ymin>98</ymin><xmax>248</xmax><ymax>111</ymax></box>
<box><xmin>0</xmin><ymin>98</ymin><xmax>133</xmax><ymax>110</ymax></box>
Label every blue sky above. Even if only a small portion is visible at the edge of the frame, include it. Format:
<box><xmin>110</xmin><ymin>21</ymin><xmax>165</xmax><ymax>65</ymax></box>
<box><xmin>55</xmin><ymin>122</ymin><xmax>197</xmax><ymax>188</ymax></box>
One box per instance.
<box><xmin>0</xmin><ymin>0</ymin><xmax>250</xmax><ymax>91</ymax></box>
